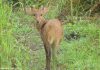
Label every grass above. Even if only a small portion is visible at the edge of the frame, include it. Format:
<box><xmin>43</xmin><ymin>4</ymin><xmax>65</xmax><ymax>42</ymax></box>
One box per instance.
<box><xmin>59</xmin><ymin>21</ymin><xmax>100</xmax><ymax>70</ymax></box>
<box><xmin>0</xmin><ymin>2</ymin><xmax>32</xmax><ymax>70</ymax></box>
<box><xmin>8</xmin><ymin>11</ymin><xmax>100</xmax><ymax>70</ymax></box>
<box><xmin>0</xmin><ymin>1</ymin><xmax>100</xmax><ymax>70</ymax></box>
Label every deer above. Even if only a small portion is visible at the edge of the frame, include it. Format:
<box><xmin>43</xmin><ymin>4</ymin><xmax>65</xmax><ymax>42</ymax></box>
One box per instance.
<box><xmin>25</xmin><ymin>7</ymin><xmax>63</xmax><ymax>70</ymax></box>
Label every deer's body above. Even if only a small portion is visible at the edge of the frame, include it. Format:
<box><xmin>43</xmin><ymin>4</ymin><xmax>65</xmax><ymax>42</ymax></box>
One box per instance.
<box><xmin>25</xmin><ymin>7</ymin><xmax>63</xmax><ymax>70</ymax></box>
<box><xmin>41</xmin><ymin>19</ymin><xmax>62</xmax><ymax>45</ymax></box>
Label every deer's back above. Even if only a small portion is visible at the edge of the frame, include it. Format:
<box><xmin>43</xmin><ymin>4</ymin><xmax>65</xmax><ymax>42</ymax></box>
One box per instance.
<box><xmin>41</xmin><ymin>19</ymin><xmax>63</xmax><ymax>45</ymax></box>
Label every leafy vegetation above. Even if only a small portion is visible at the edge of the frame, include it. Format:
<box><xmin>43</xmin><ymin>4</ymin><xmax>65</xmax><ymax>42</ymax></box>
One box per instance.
<box><xmin>0</xmin><ymin>1</ymin><xmax>32</xmax><ymax>70</ymax></box>
<box><xmin>0</xmin><ymin>0</ymin><xmax>100</xmax><ymax>70</ymax></box>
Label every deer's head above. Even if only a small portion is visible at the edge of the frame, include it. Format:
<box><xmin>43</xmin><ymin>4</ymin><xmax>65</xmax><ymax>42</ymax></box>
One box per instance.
<box><xmin>25</xmin><ymin>7</ymin><xmax>48</xmax><ymax>21</ymax></box>
<box><xmin>25</xmin><ymin>7</ymin><xmax>48</xmax><ymax>31</ymax></box>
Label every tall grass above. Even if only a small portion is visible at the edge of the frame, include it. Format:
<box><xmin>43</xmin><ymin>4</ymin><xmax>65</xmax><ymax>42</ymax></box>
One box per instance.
<box><xmin>1</xmin><ymin>0</ymin><xmax>100</xmax><ymax>70</ymax></box>
<box><xmin>0</xmin><ymin>1</ymin><xmax>32</xmax><ymax>70</ymax></box>
<box><xmin>0</xmin><ymin>1</ymin><xmax>13</xmax><ymax>68</ymax></box>
<box><xmin>59</xmin><ymin>20</ymin><xmax>100</xmax><ymax>70</ymax></box>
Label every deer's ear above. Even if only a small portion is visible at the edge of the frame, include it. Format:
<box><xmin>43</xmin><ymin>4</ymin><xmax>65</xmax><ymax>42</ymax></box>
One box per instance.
<box><xmin>25</xmin><ymin>7</ymin><xmax>33</xmax><ymax>15</ymax></box>
<box><xmin>25</xmin><ymin>7</ymin><xmax>37</xmax><ymax>15</ymax></box>
<box><xmin>40</xmin><ymin>7</ymin><xmax>48</xmax><ymax>14</ymax></box>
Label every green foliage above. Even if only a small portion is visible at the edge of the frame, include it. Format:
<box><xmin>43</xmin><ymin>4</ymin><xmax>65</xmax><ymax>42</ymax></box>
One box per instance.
<box><xmin>45</xmin><ymin>0</ymin><xmax>66</xmax><ymax>19</ymax></box>
<box><xmin>0</xmin><ymin>1</ymin><xmax>13</xmax><ymax>68</ymax></box>
<box><xmin>1</xmin><ymin>0</ymin><xmax>100</xmax><ymax>70</ymax></box>
<box><xmin>7</xmin><ymin>0</ymin><xmax>100</xmax><ymax>16</ymax></box>
<box><xmin>57</xmin><ymin>21</ymin><xmax>100</xmax><ymax>70</ymax></box>
<box><xmin>11</xmin><ymin>12</ymin><xmax>100</xmax><ymax>69</ymax></box>
<box><xmin>0</xmin><ymin>1</ymin><xmax>32</xmax><ymax>69</ymax></box>
<box><xmin>11</xmin><ymin>11</ymin><xmax>42</xmax><ymax>47</ymax></box>
<box><xmin>64</xmin><ymin>20</ymin><xmax>99</xmax><ymax>39</ymax></box>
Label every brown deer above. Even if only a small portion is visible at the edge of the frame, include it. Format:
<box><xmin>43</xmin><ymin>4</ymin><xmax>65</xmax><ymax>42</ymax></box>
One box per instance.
<box><xmin>25</xmin><ymin>7</ymin><xmax>63</xmax><ymax>70</ymax></box>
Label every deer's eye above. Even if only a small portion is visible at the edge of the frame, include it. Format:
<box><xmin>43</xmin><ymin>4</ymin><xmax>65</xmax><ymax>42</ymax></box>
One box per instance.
<box><xmin>33</xmin><ymin>14</ymin><xmax>36</xmax><ymax>16</ymax></box>
<box><xmin>40</xmin><ymin>14</ymin><xmax>42</xmax><ymax>16</ymax></box>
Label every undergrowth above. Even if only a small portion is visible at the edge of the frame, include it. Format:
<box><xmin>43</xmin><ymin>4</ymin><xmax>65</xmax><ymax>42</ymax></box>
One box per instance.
<box><xmin>0</xmin><ymin>1</ymin><xmax>33</xmax><ymax>70</ymax></box>
<box><xmin>0</xmin><ymin>0</ymin><xmax>100</xmax><ymax>70</ymax></box>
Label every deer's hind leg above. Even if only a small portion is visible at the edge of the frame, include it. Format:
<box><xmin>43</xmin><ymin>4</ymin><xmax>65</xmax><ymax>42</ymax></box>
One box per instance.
<box><xmin>44</xmin><ymin>43</ymin><xmax>51</xmax><ymax>70</ymax></box>
<box><xmin>51</xmin><ymin>43</ymin><xmax>58</xmax><ymax>70</ymax></box>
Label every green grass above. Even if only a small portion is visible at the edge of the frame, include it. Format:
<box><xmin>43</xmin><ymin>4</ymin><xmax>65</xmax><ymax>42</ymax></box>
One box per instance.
<box><xmin>59</xmin><ymin>21</ymin><xmax>100</xmax><ymax>70</ymax></box>
<box><xmin>9</xmin><ymin>11</ymin><xmax>100</xmax><ymax>70</ymax></box>
<box><xmin>0</xmin><ymin>1</ymin><xmax>100</xmax><ymax>70</ymax></box>
<box><xmin>0</xmin><ymin>2</ymin><xmax>33</xmax><ymax>70</ymax></box>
